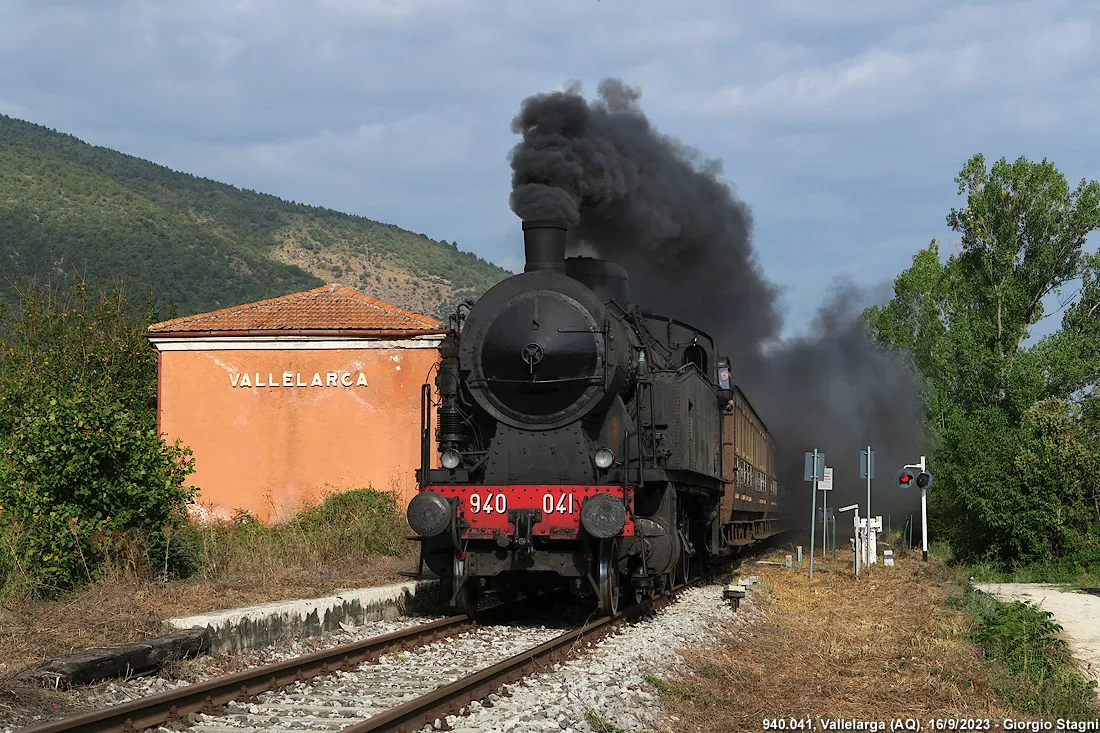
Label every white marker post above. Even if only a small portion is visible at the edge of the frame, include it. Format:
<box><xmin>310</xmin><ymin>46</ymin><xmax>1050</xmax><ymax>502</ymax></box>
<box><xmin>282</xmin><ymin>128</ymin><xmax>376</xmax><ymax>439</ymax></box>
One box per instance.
<box><xmin>838</xmin><ymin>504</ymin><xmax>860</xmax><ymax>580</ymax></box>
<box><xmin>819</xmin><ymin>467</ymin><xmax>833</xmax><ymax>559</ymax></box>
<box><xmin>919</xmin><ymin>455</ymin><xmax>928</xmax><ymax>562</ymax></box>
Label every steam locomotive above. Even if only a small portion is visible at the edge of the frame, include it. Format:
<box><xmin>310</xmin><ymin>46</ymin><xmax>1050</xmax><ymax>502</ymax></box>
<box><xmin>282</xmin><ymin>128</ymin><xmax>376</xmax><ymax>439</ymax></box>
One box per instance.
<box><xmin>407</xmin><ymin>220</ymin><xmax>790</xmax><ymax>614</ymax></box>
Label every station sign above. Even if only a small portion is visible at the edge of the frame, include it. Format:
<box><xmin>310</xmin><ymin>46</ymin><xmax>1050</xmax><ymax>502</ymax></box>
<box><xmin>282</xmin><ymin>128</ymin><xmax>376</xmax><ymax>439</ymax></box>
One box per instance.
<box><xmin>229</xmin><ymin>371</ymin><xmax>370</xmax><ymax>388</ymax></box>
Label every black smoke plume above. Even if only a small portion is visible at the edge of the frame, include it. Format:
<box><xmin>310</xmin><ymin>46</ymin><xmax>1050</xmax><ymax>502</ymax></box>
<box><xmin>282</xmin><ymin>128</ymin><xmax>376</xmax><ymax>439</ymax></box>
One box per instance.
<box><xmin>509</xmin><ymin>80</ymin><xmax>926</xmax><ymax>525</ymax></box>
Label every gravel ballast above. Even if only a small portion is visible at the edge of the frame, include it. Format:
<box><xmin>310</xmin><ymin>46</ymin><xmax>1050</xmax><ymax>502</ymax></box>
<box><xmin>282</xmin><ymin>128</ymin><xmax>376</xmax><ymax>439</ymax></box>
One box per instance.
<box><xmin>426</xmin><ymin>583</ymin><xmax>760</xmax><ymax>733</ymax></box>
<box><xmin>177</xmin><ymin>622</ymin><xmax>567</xmax><ymax>732</ymax></box>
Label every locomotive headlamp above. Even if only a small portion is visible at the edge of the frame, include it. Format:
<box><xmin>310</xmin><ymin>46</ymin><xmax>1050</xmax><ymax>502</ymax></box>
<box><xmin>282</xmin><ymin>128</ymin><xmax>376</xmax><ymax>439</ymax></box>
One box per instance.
<box><xmin>441</xmin><ymin>449</ymin><xmax>462</xmax><ymax>470</ymax></box>
<box><xmin>594</xmin><ymin>448</ymin><xmax>615</xmax><ymax>470</ymax></box>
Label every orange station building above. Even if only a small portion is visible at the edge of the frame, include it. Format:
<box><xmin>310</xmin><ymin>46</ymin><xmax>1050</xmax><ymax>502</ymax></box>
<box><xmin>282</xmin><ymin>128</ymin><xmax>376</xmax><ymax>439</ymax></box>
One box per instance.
<box><xmin>148</xmin><ymin>285</ymin><xmax>446</xmax><ymax>523</ymax></box>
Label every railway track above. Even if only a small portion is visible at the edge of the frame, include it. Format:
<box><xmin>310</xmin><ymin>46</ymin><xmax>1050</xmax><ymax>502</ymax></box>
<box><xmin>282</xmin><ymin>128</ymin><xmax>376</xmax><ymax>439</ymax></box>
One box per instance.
<box><xmin>20</xmin><ymin>565</ymin><xmax>738</xmax><ymax>733</ymax></box>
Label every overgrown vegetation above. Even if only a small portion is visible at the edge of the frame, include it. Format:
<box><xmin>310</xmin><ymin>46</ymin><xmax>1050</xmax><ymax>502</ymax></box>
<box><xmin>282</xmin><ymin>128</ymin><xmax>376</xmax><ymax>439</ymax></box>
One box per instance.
<box><xmin>0</xmin><ymin>113</ymin><xmax>509</xmax><ymax>319</ymax></box>
<box><xmin>864</xmin><ymin>154</ymin><xmax>1100</xmax><ymax>572</ymax></box>
<box><xmin>186</xmin><ymin>489</ymin><xmax>408</xmax><ymax>583</ymax></box>
<box><xmin>0</xmin><ymin>488</ymin><xmax>411</xmax><ymax>684</ymax></box>
<box><xmin>957</xmin><ymin>589</ymin><xmax>1098</xmax><ymax>718</ymax></box>
<box><xmin>0</xmin><ymin>278</ymin><xmax>195</xmax><ymax>596</ymax></box>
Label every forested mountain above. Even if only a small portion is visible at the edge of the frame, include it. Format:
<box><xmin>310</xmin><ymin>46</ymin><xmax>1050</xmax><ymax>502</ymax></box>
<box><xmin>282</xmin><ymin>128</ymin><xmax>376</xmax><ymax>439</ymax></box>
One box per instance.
<box><xmin>0</xmin><ymin>114</ymin><xmax>510</xmax><ymax>319</ymax></box>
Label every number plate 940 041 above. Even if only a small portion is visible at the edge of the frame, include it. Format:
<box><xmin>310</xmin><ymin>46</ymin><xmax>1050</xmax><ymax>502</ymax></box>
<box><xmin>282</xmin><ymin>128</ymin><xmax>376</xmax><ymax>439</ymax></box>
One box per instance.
<box><xmin>431</xmin><ymin>485</ymin><xmax>635</xmax><ymax>539</ymax></box>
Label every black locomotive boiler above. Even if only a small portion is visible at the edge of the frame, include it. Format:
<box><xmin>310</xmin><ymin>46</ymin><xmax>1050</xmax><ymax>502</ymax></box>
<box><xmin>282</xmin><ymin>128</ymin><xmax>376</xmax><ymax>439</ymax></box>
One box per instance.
<box><xmin>407</xmin><ymin>220</ymin><xmax>790</xmax><ymax>614</ymax></box>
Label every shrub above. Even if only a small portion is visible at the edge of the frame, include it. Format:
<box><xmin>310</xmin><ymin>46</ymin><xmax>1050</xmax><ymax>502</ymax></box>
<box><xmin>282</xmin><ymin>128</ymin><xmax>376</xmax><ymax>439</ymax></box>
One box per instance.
<box><xmin>0</xmin><ymin>388</ymin><xmax>195</xmax><ymax>593</ymax></box>
<box><xmin>961</xmin><ymin>590</ymin><xmax>1098</xmax><ymax>718</ymax></box>
<box><xmin>0</xmin><ymin>278</ymin><xmax>159</xmax><ymax>427</ymax></box>
<box><xmin>293</xmin><ymin>488</ymin><xmax>407</xmax><ymax>556</ymax></box>
<box><xmin>184</xmin><ymin>488</ymin><xmax>408</xmax><ymax>583</ymax></box>
<box><xmin>0</xmin><ymin>277</ymin><xmax>196</xmax><ymax>596</ymax></box>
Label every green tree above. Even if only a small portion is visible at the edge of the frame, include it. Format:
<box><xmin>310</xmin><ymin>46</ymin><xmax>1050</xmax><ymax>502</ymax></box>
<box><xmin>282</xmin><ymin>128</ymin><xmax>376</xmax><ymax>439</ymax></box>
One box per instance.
<box><xmin>864</xmin><ymin>155</ymin><xmax>1100</xmax><ymax>567</ymax></box>
<box><xmin>0</xmin><ymin>277</ymin><xmax>195</xmax><ymax>595</ymax></box>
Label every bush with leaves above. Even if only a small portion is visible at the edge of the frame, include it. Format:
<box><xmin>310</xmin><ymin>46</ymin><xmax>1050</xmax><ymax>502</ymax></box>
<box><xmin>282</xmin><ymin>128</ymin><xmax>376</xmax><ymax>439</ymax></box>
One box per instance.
<box><xmin>967</xmin><ymin>594</ymin><xmax>1098</xmax><ymax>717</ymax></box>
<box><xmin>0</xmin><ymin>277</ymin><xmax>195</xmax><ymax>595</ymax></box>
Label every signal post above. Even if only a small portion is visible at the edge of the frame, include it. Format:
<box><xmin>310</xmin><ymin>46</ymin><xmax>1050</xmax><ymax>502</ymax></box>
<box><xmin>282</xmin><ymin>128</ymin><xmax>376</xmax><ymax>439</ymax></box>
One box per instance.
<box><xmin>804</xmin><ymin>450</ymin><xmax>825</xmax><ymax>579</ymax></box>
<box><xmin>896</xmin><ymin>457</ymin><xmax>934</xmax><ymax>561</ymax></box>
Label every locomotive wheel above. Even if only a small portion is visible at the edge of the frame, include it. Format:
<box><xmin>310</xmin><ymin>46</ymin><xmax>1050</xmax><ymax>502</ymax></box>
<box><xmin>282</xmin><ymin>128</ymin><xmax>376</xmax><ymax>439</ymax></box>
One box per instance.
<box><xmin>455</xmin><ymin>583</ymin><xmax>480</xmax><ymax>615</ymax></box>
<box><xmin>596</xmin><ymin>540</ymin><xmax>621</xmax><ymax>616</ymax></box>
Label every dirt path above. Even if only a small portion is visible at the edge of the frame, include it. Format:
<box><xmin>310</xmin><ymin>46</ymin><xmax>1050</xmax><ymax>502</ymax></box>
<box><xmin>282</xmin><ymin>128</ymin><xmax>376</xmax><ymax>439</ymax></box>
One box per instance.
<box><xmin>975</xmin><ymin>583</ymin><xmax>1100</xmax><ymax>691</ymax></box>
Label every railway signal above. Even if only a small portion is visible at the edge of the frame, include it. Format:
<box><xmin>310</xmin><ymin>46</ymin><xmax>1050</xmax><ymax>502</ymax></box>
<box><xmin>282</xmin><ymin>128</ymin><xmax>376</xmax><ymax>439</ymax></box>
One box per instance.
<box><xmin>898</xmin><ymin>456</ymin><xmax>933</xmax><ymax>561</ymax></box>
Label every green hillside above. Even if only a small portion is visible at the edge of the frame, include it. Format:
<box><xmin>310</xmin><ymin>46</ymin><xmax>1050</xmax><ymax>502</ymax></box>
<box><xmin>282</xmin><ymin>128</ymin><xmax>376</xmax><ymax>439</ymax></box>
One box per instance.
<box><xmin>0</xmin><ymin>114</ymin><xmax>510</xmax><ymax>319</ymax></box>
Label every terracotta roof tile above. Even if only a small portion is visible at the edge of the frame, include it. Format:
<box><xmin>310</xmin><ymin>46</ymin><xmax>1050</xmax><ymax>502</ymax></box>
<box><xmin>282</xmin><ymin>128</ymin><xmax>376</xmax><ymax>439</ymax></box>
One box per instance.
<box><xmin>148</xmin><ymin>285</ymin><xmax>444</xmax><ymax>334</ymax></box>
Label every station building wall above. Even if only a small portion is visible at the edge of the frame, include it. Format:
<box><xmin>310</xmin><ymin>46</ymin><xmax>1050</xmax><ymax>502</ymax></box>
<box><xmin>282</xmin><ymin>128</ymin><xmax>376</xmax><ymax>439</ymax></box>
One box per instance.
<box><xmin>148</xmin><ymin>286</ymin><xmax>445</xmax><ymax>523</ymax></box>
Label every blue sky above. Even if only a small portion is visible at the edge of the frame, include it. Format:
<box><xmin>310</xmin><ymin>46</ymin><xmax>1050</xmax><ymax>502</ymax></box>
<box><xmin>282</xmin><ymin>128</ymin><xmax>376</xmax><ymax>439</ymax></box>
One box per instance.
<box><xmin>1</xmin><ymin>0</ymin><xmax>1097</xmax><ymax>336</ymax></box>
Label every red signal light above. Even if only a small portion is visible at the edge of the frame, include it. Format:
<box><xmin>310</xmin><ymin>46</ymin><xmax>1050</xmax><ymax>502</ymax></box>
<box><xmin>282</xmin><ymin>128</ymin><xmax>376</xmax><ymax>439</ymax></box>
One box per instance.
<box><xmin>901</xmin><ymin>475</ymin><xmax>910</xmax><ymax>483</ymax></box>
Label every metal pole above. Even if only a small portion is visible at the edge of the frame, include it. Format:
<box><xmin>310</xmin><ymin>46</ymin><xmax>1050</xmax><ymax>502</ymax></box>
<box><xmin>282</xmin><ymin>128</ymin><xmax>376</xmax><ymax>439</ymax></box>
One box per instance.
<box><xmin>920</xmin><ymin>455</ymin><xmax>928</xmax><ymax>562</ymax></box>
<box><xmin>821</xmin><ymin>475</ymin><xmax>828</xmax><ymax>559</ymax></box>
<box><xmin>831</xmin><ymin>517</ymin><xmax>836</xmax><ymax>561</ymax></box>
<box><xmin>809</xmin><ymin>449</ymin><xmax>818</xmax><ymax>579</ymax></box>
<box><xmin>865</xmin><ymin>444</ymin><xmax>871</xmax><ymax>569</ymax></box>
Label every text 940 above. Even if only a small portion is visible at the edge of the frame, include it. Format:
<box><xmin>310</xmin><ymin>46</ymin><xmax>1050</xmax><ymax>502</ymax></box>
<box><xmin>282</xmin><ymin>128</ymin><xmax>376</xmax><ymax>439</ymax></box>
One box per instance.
<box><xmin>764</xmin><ymin>720</ymin><xmax>814</xmax><ymax>730</ymax></box>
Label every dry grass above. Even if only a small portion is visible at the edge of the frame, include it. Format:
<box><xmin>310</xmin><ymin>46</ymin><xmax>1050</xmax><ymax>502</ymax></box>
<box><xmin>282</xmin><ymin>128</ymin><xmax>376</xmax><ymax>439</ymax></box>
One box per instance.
<box><xmin>0</xmin><ymin>488</ymin><xmax>419</xmax><ymax>677</ymax></box>
<box><xmin>0</xmin><ymin>551</ymin><xmax>415</xmax><ymax>674</ymax></box>
<box><xmin>657</xmin><ymin>552</ymin><xmax>1016</xmax><ymax>730</ymax></box>
<box><xmin>0</xmin><ymin>550</ymin><xmax>415</xmax><ymax>729</ymax></box>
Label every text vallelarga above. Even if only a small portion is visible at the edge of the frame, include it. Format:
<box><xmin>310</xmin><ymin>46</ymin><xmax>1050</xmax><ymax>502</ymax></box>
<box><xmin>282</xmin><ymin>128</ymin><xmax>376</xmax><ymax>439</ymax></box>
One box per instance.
<box><xmin>230</xmin><ymin>372</ymin><xmax>369</xmax><ymax>388</ymax></box>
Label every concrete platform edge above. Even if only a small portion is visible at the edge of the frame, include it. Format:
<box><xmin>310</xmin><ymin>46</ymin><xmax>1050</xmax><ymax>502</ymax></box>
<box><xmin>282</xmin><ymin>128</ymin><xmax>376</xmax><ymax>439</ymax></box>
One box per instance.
<box><xmin>24</xmin><ymin>579</ymin><xmax>443</xmax><ymax>687</ymax></box>
<box><xmin>165</xmin><ymin>579</ymin><xmax>443</xmax><ymax>655</ymax></box>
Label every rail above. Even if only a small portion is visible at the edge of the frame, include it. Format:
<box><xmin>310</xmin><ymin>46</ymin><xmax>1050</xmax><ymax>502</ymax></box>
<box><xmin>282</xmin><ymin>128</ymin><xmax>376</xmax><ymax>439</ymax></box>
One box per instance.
<box><xmin>18</xmin><ymin>614</ymin><xmax>474</xmax><ymax>733</ymax></box>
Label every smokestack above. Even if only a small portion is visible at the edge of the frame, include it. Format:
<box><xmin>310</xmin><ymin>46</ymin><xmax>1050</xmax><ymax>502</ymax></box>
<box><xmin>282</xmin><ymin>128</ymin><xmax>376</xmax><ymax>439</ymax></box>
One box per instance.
<box><xmin>522</xmin><ymin>220</ymin><xmax>568</xmax><ymax>274</ymax></box>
